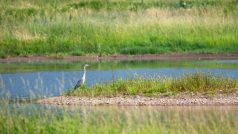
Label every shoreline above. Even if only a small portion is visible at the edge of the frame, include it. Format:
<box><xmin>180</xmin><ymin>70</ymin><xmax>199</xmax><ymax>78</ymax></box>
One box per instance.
<box><xmin>1</xmin><ymin>53</ymin><xmax>238</xmax><ymax>62</ymax></box>
<box><xmin>37</xmin><ymin>95</ymin><xmax>238</xmax><ymax>106</ymax></box>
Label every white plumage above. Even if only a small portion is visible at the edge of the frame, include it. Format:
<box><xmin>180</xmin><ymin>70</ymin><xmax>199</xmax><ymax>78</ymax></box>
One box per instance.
<box><xmin>74</xmin><ymin>64</ymin><xmax>89</xmax><ymax>89</ymax></box>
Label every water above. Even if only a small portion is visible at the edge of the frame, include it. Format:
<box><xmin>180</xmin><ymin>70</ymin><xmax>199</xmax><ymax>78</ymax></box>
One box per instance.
<box><xmin>0</xmin><ymin>59</ymin><xmax>237</xmax><ymax>99</ymax></box>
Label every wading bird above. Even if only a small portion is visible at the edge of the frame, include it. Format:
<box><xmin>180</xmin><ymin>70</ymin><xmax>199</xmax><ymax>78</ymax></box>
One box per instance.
<box><xmin>74</xmin><ymin>64</ymin><xmax>89</xmax><ymax>89</ymax></box>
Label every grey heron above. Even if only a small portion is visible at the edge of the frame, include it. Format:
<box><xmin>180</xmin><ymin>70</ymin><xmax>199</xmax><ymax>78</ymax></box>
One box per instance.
<box><xmin>74</xmin><ymin>64</ymin><xmax>89</xmax><ymax>89</ymax></box>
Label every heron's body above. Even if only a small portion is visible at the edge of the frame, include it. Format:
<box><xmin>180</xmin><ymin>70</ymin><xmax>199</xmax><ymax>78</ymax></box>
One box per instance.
<box><xmin>74</xmin><ymin>64</ymin><xmax>89</xmax><ymax>89</ymax></box>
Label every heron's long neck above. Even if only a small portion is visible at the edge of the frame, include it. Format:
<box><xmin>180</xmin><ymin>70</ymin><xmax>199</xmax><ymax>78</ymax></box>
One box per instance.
<box><xmin>82</xmin><ymin>68</ymin><xmax>86</xmax><ymax>79</ymax></box>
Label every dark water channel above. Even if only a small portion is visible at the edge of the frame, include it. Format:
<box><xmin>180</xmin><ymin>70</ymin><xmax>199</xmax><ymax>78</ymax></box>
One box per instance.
<box><xmin>0</xmin><ymin>59</ymin><xmax>237</xmax><ymax>99</ymax></box>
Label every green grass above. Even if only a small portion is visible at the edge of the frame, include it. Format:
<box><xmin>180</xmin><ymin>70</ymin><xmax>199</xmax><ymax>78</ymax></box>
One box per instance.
<box><xmin>0</xmin><ymin>103</ymin><xmax>237</xmax><ymax>134</ymax></box>
<box><xmin>0</xmin><ymin>0</ymin><xmax>238</xmax><ymax>57</ymax></box>
<box><xmin>67</xmin><ymin>73</ymin><xmax>238</xmax><ymax>97</ymax></box>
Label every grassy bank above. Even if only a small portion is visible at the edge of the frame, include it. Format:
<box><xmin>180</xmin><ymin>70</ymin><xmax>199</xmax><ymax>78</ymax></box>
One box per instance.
<box><xmin>67</xmin><ymin>73</ymin><xmax>238</xmax><ymax>97</ymax></box>
<box><xmin>0</xmin><ymin>0</ymin><xmax>238</xmax><ymax>57</ymax></box>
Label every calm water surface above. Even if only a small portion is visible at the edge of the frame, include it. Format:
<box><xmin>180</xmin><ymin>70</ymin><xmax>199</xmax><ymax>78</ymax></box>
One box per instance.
<box><xmin>0</xmin><ymin>59</ymin><xmax>237</xmax><ymax>99</ymax></box>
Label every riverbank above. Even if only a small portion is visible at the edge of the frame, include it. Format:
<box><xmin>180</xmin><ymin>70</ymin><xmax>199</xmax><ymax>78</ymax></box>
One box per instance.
<box><xmin>1</xmin><ymin>0</ymin><xmax>238</xmax><ymax>57</ymax></box>
<box><xmin>37</xmin><ymin>94</ymin><xmax>238</xmax><ymax>106</ymax></box>
<box><xmin>1</xmin><ymin>53</ymin><xmax>238</xmax><ymax>62</ymax></box>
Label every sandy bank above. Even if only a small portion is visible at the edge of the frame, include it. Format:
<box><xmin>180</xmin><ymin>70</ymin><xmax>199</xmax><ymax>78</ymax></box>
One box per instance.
<box><xmin>37</xmin><ymin>95</ymin><xmax>238</xmax><ymax>106</ymax></box>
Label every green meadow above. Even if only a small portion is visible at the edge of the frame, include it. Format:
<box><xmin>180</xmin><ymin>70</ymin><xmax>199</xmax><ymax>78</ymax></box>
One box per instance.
<box><xmin>0</xmin><ymin>0</ymin><xmax>238</xmax><ymax>57</ymax></box>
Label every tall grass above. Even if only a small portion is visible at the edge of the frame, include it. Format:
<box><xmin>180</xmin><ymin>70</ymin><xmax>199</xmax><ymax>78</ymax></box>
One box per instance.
<box><xmin>0</xmin><ymin>0</ymin><xmax>238</xmax><ymax>57</ymax></box>
<box><xmin>67</xmin><ymin>73</ymin><xmax>238</xmax><ymax>97</ymax></box>
<box><xmin>0</xmin><ymin>103</ymin><xmax>237</xmax><ymax>134</ymax></box>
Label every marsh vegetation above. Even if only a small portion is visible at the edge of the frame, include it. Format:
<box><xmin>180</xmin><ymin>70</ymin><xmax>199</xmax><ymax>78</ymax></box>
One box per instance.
<box><xmin>1</xmin><ymin>0</ymin><xmax>238</xmax><ymax>133</ymax></box>
<box><xmin>67</xmin><ymin>73</ymin><xmax>238</xmax><ymax>97</ymax></box>
<box><xmin>0</xmin><ymin>104</ymin><xmax>237</xmax><ymax>134</ymax></box>
<box><xmin>0</xmin><ymin>0</ymin><xmax>238</xmax><ymax>57</ymax></box>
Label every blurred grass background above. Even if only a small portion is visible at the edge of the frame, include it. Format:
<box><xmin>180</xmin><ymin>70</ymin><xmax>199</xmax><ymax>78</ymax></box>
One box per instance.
<box><xmin>0</xmin><ymin>104</ymin><xmax>237</xmax><ymax>134</ymax></box>
<box><xmin>0</xmin><ymin>0</ymin><xmax>238</xmax><ymax>57</ymax></box>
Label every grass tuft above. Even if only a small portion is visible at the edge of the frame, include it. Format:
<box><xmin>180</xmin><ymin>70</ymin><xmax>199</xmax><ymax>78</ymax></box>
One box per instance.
<box><xmin>67</xmin><ymin>73</ymin><xmax>238</xmax><ymax>97</ymax></box>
